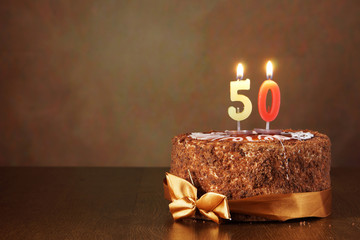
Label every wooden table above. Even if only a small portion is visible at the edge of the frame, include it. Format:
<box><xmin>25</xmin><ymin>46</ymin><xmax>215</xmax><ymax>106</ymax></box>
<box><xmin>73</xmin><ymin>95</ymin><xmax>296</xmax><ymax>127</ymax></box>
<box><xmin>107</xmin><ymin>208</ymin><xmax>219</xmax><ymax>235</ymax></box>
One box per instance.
<box><xmin>0</xmin><ymin>167</ymin><xmax>359</xmax><ymax>239</ymax></box>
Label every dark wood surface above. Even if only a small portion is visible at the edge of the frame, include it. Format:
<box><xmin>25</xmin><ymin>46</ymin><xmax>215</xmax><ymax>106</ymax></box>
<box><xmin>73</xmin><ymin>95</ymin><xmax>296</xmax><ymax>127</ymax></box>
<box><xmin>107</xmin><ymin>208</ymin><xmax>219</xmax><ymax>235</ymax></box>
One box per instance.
<box><xmin>0</xmin><ymin>167</ymin><xmax>359</xmax><ymax>239</ymax></box>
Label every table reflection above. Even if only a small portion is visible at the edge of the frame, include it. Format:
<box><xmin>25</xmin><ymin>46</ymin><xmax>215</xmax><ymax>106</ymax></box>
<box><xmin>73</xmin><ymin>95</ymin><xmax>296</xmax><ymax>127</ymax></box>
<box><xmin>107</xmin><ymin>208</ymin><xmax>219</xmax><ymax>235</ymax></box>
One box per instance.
<box><xmin>168</xmin><ymin>220</ymin><xmax>230</xmax><ymax>240</ymax></box>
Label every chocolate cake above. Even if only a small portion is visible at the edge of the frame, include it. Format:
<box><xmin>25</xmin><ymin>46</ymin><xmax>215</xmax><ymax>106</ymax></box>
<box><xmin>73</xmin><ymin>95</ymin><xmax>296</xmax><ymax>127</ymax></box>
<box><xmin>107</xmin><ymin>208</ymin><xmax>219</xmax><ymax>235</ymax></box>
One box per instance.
<box><xmin>170</xmin><ymin>129</ymin><xmax>331</xmax><ymax>221</ymax></box>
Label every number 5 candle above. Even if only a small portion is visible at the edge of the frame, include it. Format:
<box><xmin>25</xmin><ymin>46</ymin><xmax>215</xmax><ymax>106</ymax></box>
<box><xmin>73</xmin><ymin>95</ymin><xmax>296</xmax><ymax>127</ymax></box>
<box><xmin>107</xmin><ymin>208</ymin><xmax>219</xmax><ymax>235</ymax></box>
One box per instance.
<box><xmin>228</xmin><ymin>63</ymin><xmax>252</xmax><ymax>131</ymax></box>
<box><xmin>258</xmin><ymin>61</ymin><xmax>281</xmax><ymax>130</ymax></box>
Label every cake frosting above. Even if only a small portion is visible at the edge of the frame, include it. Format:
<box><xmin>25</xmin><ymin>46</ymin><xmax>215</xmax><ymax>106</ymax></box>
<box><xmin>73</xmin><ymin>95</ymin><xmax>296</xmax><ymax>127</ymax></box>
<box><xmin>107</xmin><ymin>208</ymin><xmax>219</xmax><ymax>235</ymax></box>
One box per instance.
<box><xmin>189</xmin><ymin>131</ymin><xmax>314</xmax><ymax>142</ymax></box>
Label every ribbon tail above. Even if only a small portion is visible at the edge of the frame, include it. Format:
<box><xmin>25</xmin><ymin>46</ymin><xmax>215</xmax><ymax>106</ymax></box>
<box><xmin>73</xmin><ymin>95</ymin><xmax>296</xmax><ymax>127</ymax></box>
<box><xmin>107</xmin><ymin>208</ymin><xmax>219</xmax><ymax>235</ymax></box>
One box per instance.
<box><xmin>228</xmin><ymin>188</ymin><xmax>332</xmax><ymax>221</ymax></box>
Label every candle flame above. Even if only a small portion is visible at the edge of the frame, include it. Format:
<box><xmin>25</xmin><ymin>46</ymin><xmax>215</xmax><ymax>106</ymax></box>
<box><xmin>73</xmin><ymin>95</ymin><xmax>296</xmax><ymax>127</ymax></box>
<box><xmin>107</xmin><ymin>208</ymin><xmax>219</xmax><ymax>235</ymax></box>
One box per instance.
<box><xmin>266</xmin><ymin>61</ymin><xmax>273</xmax><ymax>79</ymax></box>
<box><xmin>237</xmin><ymin>63</ymin><xmax>244</xmax><ymax>80</ymax></box>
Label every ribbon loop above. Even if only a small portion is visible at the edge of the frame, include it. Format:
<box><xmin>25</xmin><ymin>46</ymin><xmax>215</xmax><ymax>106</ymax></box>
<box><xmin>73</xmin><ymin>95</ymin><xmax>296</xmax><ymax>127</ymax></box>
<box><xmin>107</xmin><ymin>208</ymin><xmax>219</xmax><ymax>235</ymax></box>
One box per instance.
<box><xmin>166</xmin><ymin>173</ymin><xmax>197</xmax><ymax>201</ymax></box>
<box><xmin>197</xmin><ymin>192</ymin><xmax>231</xmax><ymax>221</ymax></box>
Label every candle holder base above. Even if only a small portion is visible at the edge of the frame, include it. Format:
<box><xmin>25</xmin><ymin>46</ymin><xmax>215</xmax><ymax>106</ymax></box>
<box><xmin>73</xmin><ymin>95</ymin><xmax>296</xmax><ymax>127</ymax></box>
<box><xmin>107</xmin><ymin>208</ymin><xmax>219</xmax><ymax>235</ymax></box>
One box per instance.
<box><xmin>225</xmin><ymin>130</ymin><xmax>255</xmax><ymax>136</ymax></box>
<box><xmin>254</xmin><ymin>128</ymin><xmax>282</xmax><ymax>135</ymax></box>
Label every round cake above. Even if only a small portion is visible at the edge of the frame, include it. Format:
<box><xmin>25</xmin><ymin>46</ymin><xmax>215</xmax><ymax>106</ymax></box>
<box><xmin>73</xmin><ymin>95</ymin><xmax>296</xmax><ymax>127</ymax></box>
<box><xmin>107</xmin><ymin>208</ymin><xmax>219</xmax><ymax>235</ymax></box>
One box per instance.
<box><xmin>169</xmin><ymin>129</ymin><xmax>331</xmax><ymax>221</ymax></box>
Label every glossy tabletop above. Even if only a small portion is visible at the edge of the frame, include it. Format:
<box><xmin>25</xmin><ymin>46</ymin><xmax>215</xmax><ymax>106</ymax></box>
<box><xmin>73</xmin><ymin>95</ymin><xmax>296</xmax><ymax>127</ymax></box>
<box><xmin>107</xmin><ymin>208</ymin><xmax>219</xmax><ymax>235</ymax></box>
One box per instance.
<box><xmin>0</xmin><ymin>167</ymin><xmax>359</xmax><ymax>239</ymax></box>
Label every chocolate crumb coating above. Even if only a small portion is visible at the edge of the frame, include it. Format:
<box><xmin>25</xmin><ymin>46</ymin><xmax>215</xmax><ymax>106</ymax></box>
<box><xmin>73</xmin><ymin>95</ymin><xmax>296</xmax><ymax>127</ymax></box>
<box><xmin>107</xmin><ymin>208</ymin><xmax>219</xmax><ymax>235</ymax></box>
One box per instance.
<box><xmin>170</xmin><ymin>129</ymin><xmax>331</xmax><ymax>221</ymax></box>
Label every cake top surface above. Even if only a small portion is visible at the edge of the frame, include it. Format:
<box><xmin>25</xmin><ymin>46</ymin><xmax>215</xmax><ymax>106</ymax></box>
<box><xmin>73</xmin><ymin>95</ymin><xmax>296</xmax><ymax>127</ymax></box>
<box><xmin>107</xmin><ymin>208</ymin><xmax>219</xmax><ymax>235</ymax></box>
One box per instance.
<box><xmin>189</xmin><ymin>130</ymin><xmax>314</xmax><ymax>143</ymax></box>
<box><xmin>171</xmin><ymin>129</ymin><xmax>332</xmax><ymax>145</ymax></box>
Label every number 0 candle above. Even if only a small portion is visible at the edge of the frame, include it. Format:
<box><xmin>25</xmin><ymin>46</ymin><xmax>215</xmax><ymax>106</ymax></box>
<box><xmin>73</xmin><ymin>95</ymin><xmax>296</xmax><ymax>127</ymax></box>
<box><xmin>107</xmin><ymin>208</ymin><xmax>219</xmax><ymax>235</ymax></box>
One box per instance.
<box><xmin>228</xmin><ymin>63</ymin><xmax>252</xmax><ymax>131</ymax></box>
<box><xmin>258</xmin><ymin>61</ymin><xmax>281</xmax><ymax>130</ymax></box>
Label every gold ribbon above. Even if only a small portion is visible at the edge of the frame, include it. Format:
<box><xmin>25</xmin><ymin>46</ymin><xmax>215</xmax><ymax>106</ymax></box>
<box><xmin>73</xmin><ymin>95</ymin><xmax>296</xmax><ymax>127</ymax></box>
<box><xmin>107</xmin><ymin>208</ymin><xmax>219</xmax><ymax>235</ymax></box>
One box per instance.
<box><xmin>164</xmin><ymin>173</ymin><xmax>331</xmax><ymax>222</ymax></box>
<box><xmin>165</xmin><ymin>173</ymin><xmax>231</xmax><ymax>224</ymax></box>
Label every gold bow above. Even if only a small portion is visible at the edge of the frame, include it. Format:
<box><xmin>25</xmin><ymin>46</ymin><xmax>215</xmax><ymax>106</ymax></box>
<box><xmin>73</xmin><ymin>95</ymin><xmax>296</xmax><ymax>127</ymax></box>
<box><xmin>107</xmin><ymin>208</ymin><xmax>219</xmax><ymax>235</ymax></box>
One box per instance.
<box><xmin>165</xmin><ymin>172</ymin><xmax>231</xmax><ymax>224</ymax></box>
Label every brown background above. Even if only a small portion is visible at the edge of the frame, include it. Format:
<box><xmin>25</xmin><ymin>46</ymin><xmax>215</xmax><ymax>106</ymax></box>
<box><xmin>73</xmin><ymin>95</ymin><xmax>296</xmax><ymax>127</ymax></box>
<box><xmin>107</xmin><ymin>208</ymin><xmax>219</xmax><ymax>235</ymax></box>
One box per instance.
<box><xmin>0</xmin><ymin>0</ymin><xmax>359</xmax><ymax>167</ymax></box>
